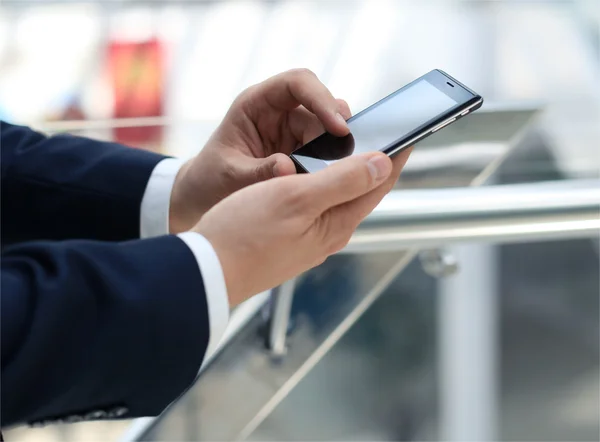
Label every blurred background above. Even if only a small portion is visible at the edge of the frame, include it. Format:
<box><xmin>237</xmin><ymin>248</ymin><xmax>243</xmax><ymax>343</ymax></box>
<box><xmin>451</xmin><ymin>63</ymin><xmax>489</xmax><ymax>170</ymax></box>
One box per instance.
<box><xmin>1</xmin><ymin>0</ymin><xmax>598</xmax><ymax>172</ymax></box>
<box><xmin>1</xmin><ymin>0</ymin><xmax>598</xmax><ymax>441</ymax></box>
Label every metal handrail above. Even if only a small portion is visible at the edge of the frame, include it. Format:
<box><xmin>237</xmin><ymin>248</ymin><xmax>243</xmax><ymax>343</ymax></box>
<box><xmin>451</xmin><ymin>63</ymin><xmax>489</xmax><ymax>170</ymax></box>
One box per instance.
<box><xmin>22</xmin><ymin>100</ymin><xmax>540</xmax><ymax>133</ymax></box>
<box><xmin>366</xmin><ymin>179</ymin><xmax>599</xmax><ymax>222</ymax></box>
<box><xmin>31</xmin><ymin>117</ymin><xmax>195</xmax><ymax>132</ymax></box>
<box><xmin>347</xmin><ymin>179</ymin><xmax>600</xmax><ymax>252</ymax></box>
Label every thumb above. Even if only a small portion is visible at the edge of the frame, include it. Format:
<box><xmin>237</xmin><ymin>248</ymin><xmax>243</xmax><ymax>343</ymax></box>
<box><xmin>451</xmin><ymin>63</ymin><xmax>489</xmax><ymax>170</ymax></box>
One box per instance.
<box><xmin>306</xmin><ymin>152</ymin><xmax>392</xmax><ymax>214</ymax></box>
<box><xmin>246</xmin><ymin>153</ymin><xmax>297</xmax><ymax>182</ymax></box>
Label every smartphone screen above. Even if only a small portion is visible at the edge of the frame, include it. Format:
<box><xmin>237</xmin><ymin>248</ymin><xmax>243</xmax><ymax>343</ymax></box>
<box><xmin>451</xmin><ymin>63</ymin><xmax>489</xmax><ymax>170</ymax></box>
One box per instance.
<box><xmin>291</xmin><ymin>70</ymin><xmax>482</xmax><ymax>173</ymax></box>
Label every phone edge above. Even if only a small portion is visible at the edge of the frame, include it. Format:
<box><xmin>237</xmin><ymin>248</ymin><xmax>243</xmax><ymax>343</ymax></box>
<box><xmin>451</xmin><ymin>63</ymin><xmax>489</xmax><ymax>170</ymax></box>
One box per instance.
<box><xmin>291</xmin><ymin>69</ymin><xmax>484</xmax><ymax>171</ymax></box>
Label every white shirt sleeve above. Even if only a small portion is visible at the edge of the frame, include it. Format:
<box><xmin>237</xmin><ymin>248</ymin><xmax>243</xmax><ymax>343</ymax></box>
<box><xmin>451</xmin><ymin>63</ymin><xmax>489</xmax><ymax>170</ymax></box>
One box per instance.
<box><xmin>140</xmin><ymin>158</ymin><xmax>184</xmax><ymax>239</ymax></box>
<box><xmin>140</xmin><ymin>158</ymin><xmax>230</xmax><ymax>362</ymax></box>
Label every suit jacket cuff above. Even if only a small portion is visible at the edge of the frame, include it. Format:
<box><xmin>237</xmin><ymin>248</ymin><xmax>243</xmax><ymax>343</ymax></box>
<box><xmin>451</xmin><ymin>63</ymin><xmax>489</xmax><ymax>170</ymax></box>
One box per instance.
<box><xmin>177</xmin><ymin>232</ymin><xmax>230</xmax><ymax>366</ymax></box>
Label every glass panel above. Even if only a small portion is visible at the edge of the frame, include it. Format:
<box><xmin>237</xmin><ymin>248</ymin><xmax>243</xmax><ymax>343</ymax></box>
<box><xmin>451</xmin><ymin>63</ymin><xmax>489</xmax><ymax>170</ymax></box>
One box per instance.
<box><xmin>248</xmin><ymin>235</ymin><xmax>599</xmax><ymax>441</ymax></box>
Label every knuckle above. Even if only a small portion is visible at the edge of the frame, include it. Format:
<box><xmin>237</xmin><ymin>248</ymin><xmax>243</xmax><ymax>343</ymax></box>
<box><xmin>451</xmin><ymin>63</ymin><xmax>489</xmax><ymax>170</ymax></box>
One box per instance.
<box><xmin>337</xmin><ymin>98</ymin><xmax>350</xmax><ymax>110</ymax></box>
<box><xmin>289</xmin><ymin>67</ymin><xmax>317</xmax><ymax>79</ymax></box>
<box><xmin>254</xmin><ymin>163</ymin><xmax>273</xmax><ymax>182</ymax></box>
<box><xmin>236</xmin><ymin>84</ymin><xmax>256</xmax><ymax>101</ymax></box>
<box><xmin>231</xmin><ymin>85</ymin><xmax>258</xmax><ymax>112</ymax></box>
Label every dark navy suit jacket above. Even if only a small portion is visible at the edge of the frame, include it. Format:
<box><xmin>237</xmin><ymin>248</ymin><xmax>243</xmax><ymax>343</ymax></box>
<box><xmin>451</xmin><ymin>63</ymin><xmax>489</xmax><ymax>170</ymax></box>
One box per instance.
<box><xmin>1</xmin><ymin>122</ymin><xmax>210</xmax><ymax>428</ymax></box>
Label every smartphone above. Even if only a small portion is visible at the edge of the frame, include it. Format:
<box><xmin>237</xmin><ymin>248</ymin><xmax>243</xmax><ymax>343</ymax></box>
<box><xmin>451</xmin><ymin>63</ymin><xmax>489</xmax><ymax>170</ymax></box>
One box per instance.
<box><xmin>290</xmin><ymin>69</ymin><xmax>483</xmax><ymax>173</ymax></box>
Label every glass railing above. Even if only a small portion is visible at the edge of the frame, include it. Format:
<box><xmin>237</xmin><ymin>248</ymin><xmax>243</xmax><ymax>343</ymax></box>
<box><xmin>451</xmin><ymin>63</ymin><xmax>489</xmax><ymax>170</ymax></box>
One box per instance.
<box><xmin>243</xmin><ymin>237</ymin><xmax>599</xmax><ymax>442</ymax></box>
<box><xmin>4</xmin><ymin>102</ymin><xmax>599</xmax><ymax>442</ymax></box>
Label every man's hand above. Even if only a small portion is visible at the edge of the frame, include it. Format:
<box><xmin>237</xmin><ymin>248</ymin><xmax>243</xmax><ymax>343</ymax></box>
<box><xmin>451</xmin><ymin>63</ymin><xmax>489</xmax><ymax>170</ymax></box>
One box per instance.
<box><xmin>193</xmin><ymin>149</ymin><xmax>412</xmax><ymax>307</ymax></box>
<box><xmin>169</xmin><ymin>69</ymin><xmax>351</xmax><ymax>233</ymax></box>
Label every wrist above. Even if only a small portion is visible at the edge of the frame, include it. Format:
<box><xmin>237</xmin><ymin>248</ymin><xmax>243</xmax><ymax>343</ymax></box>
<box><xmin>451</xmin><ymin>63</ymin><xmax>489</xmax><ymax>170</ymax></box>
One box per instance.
<box><xmin>169</xmin><ymin>160</ymin><xmax>201</xmax><ymax>234</ymax></box>
<box><xmin>194</xmin><ymin>228</ymin><xmax>244</xmax><ymax>307</ymax></box>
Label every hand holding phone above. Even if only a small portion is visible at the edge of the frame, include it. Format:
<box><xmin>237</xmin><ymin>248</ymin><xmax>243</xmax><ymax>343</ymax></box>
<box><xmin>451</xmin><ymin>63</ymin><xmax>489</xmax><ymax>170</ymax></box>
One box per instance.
<box><xmin>194</xmin><ymin>150</ymin><xmax>413</xmax><ymax>306</ymax></box>
<box><xmin>291</xmin><ymin>69</ymin><xmax>483</xmax><ymax>173</ymax></box>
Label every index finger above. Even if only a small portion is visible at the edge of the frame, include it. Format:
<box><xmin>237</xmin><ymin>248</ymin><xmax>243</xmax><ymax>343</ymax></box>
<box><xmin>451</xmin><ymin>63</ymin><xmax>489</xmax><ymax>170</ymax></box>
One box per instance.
<box><xmin>255</xmin><ymin>68</ymin><xmax>350</xmax><ymax>137</ymax></box>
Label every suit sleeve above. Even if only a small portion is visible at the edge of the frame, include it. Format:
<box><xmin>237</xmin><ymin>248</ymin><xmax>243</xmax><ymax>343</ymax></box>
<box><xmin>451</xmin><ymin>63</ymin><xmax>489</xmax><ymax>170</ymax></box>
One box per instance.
<box><xmin>1</xmin><ymin>235</ymin><xmax>209</xmax><ymax>427</ymax></box>
<box><xmin>0</xmin><ymin>121</ymin><xmax>168</xmax><ymax>245</ymax></box>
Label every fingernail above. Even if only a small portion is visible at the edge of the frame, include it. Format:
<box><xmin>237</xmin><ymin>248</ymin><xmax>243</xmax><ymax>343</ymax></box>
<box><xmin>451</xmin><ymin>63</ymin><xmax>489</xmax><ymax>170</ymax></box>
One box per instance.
<box><xmin>272</xmin><ymin>163</ymin><xmax>279</xmax><ymax>177</ymax></box>
<box><xmin>335</xmin><ymin>112</ymin><xmax>347</xmax><ymax>126</ymax></box>
<box><xmin>367</xmin><ymin>155</ymin><xmax>392</xmax><ymax>182</ymax></box>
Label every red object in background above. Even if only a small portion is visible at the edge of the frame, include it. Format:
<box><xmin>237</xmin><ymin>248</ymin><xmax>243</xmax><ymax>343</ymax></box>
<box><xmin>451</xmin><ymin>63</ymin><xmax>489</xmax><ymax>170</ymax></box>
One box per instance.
<box><xmin>107</xmin><ymin>38</ymin><xmax>164</xmax><ymax>150</ymax></box>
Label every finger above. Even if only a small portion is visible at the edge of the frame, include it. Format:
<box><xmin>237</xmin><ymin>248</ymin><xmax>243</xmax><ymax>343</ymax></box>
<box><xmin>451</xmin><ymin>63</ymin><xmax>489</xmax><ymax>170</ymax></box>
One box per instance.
<box><xmin>256</xmin><ymin>68</ymin><xmax>350</xmax><ymax>136</ymax></box>
<box><xmin>270</xmin><ymin>154</ymin><xmax>297</xmax><ymax>177</ymax></box>
<box><xmin>304</xmin><ymin>152</ymin><xmax>393</xmax><ymax>214</ymax></box>
<box><xmin>287</xmin><ymin>99</ymin><xmax>352</xmax><ymax>149</ymax></box>
<box><xmin>337</xmin><ymin>98</ymin><xmax>352</xmax><ymax>120</ymax></box>
<box><xmin>239</xmin><ymin>153</ymin><xmax>297</xmax><ymax>183</ymax></box>
<box><xmin>287</xmin><ymin>106</ymin><xmax>326</xmax><ymax>147</ymax></box>
<box><xmin>328</xmin><ymin>147</ymin><xmax>413</xmax><ymax>229</ymax></box>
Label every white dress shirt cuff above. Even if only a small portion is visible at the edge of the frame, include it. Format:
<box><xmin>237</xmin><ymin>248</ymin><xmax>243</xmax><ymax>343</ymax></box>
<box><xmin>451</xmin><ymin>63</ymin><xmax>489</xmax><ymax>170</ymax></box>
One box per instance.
<box><xmin>178</xmin><ymin>232</ymin><xmax>230</xmax><ymax>363</ymax></box>
<box><xmin>140</xmin><ymin>158</ymin><xmax>230</xmax><ymax>363</ymax></box>
<box><xmin>140</xmin><ymin>158</ymin><xmax>186</xmax><ymax>239</ymax></box>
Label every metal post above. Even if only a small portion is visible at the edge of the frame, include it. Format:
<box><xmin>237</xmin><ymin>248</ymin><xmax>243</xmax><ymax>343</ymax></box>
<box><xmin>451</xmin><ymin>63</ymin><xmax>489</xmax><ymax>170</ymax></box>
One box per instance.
<box><xmin>438</xmin><ymin>242</ymin><xmax>498</xmax><ymax>441</ymax></box>
<box><xmin>268</xmin><ymin>278</ymin><xmax>296</xmax><ymax>357</ymax></box>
